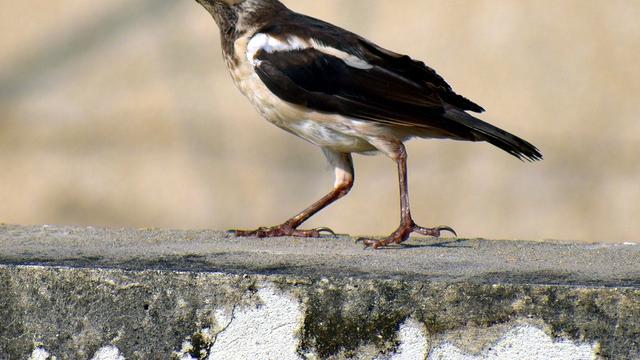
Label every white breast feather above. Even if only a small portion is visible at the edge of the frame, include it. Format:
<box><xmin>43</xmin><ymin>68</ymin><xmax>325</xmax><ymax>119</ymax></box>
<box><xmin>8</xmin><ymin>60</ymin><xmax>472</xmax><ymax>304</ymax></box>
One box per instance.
<box><xmin>237</xmin><ymin>33</ymin><xmax>382</xmax><ymax>153</ymax></box>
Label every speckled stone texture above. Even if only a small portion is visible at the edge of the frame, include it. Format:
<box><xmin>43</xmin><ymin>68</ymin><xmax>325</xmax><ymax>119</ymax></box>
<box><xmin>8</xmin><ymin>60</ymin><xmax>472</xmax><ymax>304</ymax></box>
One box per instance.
<box><xmin>0</xmin><ymin>225</ymin><xmax>639</xmax><ymax>359</ymax></box>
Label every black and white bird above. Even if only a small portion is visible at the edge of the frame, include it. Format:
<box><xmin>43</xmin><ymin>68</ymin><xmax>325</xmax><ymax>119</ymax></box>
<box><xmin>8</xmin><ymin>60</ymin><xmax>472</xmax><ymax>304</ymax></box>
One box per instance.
<box><xmin>194</xmin><ymin>0</ymin><xmax>542</xmax><ymax>248</ymax></box>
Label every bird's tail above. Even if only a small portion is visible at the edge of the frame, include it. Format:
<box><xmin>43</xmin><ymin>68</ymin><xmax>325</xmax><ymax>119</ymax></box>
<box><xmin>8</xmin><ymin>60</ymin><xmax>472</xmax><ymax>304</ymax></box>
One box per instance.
<box><xmin>444</xmin><ymin>108</ymin><xmax>543</xmax><ymax>161</ymax></box>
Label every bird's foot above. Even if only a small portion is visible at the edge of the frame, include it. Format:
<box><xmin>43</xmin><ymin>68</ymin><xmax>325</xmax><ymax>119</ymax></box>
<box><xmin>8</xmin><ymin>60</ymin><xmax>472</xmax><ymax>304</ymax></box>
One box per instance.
<box><xmin>357</xmin><ymin>221</ymin><xmax>456</xmax><ymax>249</ymax></box>
<box><xmin>230</xmin><ymin>224</ymin><xmax>336</xmax><ymax>238</ymax></box>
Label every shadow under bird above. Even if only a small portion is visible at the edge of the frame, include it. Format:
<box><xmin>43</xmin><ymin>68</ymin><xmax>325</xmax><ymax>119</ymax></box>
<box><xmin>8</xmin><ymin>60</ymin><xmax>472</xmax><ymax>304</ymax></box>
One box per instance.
<box><xmin>193</xmin><ymin>0</ymin><xmax>542</xmax><ymax>249</ymax></box>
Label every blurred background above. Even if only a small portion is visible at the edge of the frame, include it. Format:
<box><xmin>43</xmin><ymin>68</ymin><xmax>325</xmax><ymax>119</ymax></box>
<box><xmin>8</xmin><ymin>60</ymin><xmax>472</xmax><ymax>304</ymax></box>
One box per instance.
<box><xmin>0</xmin><ymin>0</ymin><xmax>638</xmax><ymax>243</ymax></box>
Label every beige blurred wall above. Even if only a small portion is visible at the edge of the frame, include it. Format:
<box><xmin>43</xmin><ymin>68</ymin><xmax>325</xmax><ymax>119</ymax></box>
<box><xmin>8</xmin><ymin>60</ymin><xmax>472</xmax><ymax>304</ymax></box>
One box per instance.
<box><xmin>0</xmin><ymin>0</ymin><xmax>638</xmax><ymax>243</ymax></box>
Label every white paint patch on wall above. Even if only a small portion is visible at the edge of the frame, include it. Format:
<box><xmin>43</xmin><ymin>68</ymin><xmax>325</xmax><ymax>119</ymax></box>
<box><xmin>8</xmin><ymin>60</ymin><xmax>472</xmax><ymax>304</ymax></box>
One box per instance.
<box><xmin>377</xmin><ymin>319</ymin><xmax>429</xmax><ymax>360</ymax></box>
<box><xmin>28</xmin><ymin>347</ymin><xmax>50</xmax><ymax>360</ymax></box>
<box><xmin>28</xmin><ymin>343</ymin><xmax>124</xmax><ymax>360</ymax></box>
<box><xmin>90</xmin><ymin>346</ymin><xmax>125</xmax><ymax>360</ymax></box>
<box><xmin>428</xmin><ymin>325</ymin><xmax>596</xmax><ymax>360</ymax></box>
<box><xmin>208</xmin><ymin>285</ymin><xmax>304</xmax><ymax>360</ymax></box>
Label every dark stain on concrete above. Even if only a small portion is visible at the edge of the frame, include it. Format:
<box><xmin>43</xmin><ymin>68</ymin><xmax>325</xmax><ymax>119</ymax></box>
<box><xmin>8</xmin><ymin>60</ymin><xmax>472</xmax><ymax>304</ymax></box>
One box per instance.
<box><xmin>296</xmin><ymin>278</ymin><xmax>640</xmax><ymax>359</ymax></box>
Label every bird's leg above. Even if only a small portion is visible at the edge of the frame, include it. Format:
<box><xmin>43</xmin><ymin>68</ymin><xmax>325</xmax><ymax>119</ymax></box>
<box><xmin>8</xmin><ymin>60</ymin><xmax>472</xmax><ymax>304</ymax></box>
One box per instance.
<box><xmin>358</xmin><ymin>142</ymin><xmax>456</xmax><ymax>249</ymax></box>
<box><xmin>232</xmin><ymin>149</ymin><xmax>354</xmax><ymax>238</ymax></box>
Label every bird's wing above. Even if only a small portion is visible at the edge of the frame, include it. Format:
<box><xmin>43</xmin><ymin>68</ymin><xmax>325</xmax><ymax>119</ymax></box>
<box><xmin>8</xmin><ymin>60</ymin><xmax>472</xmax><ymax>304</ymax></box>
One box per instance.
<box><xmin>355</xmin><ymin>39</ymin><xmax>485</xmax><ymax>113</ymax></box>
<box><xmin>249</xmin><ymin>33</ymin><xmax>475</xmax><ymax>138</ymax></box>
<box><xmin>249</xmin><ymin>15</ymin><xmax>541</xmax><ymax>161</ymax></box>
<box><xmin>255</xmin><ymin>13</ymin><xmax>484</xmax><ymax>109</ymax></box>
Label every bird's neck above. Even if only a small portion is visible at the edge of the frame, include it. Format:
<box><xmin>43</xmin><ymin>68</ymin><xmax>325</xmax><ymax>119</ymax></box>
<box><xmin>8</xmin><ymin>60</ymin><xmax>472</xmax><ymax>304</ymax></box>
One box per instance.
<box><xmin>214</xmin><ymin>0</ymin><xmax>287</xmax><ymax>34</ymax></box>
<box><xmin>217</xmin><ymin>0</ymin><xmax>289</xmax><ymax>60</ymax></box>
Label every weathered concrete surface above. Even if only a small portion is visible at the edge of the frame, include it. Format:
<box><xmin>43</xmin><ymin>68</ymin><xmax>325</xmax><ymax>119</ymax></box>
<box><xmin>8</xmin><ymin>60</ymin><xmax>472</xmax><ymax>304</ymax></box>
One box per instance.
<box><xmin>1</xmin><ymin>225</ymin><xmax>638</xmax><ymax>286</ymax></box>
<box><xmin>0</xmin><ymin>225</ymin><xmax>639</xmax><ymax>359</ymax></box>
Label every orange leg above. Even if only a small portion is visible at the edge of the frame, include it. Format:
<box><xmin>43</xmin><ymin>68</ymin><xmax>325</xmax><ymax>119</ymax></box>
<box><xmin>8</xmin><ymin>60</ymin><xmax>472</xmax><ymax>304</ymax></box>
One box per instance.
<box><xmin>358</xmin><ymin>142</ymin><xmax>456</xmax><ymax>249</ymax></box>
<box><xmin>232</xmin><ymin>149</ymin><xmax>353</xmax><ymax>238</ymax></box>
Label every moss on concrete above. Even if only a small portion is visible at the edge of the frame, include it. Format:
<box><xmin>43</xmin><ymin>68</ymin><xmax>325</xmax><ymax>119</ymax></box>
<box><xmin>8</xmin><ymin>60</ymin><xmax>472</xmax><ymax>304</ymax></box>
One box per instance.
<box><xmin>1</xmin><ymin>266</ymin><xmax>639</xmax><ymax>359</ymax></box>
<box><xmin>0</xmin><ymin>267</ymin><xmax>638</xmax><ymax>359</ymax></box>
<box><xmin>295</xmin><ymin>278</ymin><xmax>640</xmax><ymax>359</ymax></box>
<box><xmin>0</xmin><ymin>267</ymin><xmax>257</xmax><ymax>360</ymax></box>
<box><xmin>299</xmin><ymin>280</ymin><xmax>412</xmax><ymax>358</ymax></box>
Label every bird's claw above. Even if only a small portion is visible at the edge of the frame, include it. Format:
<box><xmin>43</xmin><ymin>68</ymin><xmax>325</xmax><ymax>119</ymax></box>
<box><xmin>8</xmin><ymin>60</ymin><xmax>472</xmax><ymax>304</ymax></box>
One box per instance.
<box><xmin>229</xmin><ymin>225</ymin><xmax>337</xmax><ymax>238</ymax></box>
<box><xmin>439</xmin><ymin>226</ymin><xmax>457</xmax><ymax>237</ymax></box>
<box><xmin>355</xmin><ymin>237</ymin><xmax>385</xmax><ymax>250</ymax></box>
<box><xmin>357</xmin><ymin>222</ymin><xmax>457</xmax><ymax>249</ymax></box>
<box><xmin>314</xmin><ymin>227</ymin><xmax>337</xmax><ymax>236</ymax></box>
<box><xmin>413</xmin><ymin>225</ymin><xmax>457</xmax><ymax>237</ymax></box>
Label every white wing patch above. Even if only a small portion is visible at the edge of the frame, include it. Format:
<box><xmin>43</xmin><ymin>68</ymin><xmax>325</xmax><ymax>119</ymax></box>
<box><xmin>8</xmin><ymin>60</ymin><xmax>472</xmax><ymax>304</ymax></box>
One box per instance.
<box><xmin>246</xmin><ymin>33</ymin><xmax>373</xmax><ymax>70</ymax></box>
<box><xmin>309</xmin><ymin>39</ymin><xmax>373</xmax><ymax>70</ymax></box>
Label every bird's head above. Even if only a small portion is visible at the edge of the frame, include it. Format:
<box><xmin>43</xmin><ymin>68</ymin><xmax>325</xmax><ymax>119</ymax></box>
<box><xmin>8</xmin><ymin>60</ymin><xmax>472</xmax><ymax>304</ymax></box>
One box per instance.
<box><xmin>195</xmin><ymin>0</ymin><xmax>286</xmax><ymax>35</ymax></box>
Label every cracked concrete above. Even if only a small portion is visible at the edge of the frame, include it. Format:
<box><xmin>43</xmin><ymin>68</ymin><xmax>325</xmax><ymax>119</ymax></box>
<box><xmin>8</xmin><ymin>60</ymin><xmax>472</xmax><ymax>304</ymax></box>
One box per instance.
<box><xmin>1</xmin><ymin>225</ymin><xmax>639</xmax><ymax>359</ymax></box>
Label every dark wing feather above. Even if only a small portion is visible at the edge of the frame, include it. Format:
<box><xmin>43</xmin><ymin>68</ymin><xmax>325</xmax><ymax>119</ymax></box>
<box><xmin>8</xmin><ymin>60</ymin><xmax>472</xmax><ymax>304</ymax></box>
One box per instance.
<box><xmin>357</xmin><ymin>40</ymin><xmax>485</xmax><ymax>113</ymax></box>
<box><xmin>260</xmin><ymin>12</ymin><xmax>484</xmax><ymax>113</ymax></box>
<box><xmin>255</xmin><ymin>13</ymin><xmax>542</xmax><ymax>161</ymax></box>
<box><xmin>254</xmin><ymin>48</ymin><xmax>474</xmax><ymax>139</ymax></box>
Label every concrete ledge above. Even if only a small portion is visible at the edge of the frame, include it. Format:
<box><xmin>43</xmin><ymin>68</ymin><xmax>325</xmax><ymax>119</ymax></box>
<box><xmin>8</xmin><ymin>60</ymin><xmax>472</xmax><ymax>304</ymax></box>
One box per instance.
<box><xmin>0</xmin><ymin>225</ymin><xmax>639</xmax><ymax>359</ymax></box>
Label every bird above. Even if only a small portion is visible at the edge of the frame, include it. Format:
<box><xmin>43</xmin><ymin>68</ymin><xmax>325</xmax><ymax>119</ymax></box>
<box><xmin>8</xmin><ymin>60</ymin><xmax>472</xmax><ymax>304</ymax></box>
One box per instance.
<box><xmin>193</xmin><ymin>0</ymin><xmax>542</xmax><ymax>249</ymax></box>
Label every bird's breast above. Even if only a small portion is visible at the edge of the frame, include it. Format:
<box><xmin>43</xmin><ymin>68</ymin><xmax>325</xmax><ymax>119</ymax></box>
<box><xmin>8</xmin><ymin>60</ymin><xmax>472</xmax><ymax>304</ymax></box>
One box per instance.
<box><xmin>222</xmin><ymin>32</ymin><xmax>377</xmax><ymax>153</ymax></box>
<box><xmin>226</xmin><ymin>32</ymin><xmax>300</xmax><ymax>125</ymax></box>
